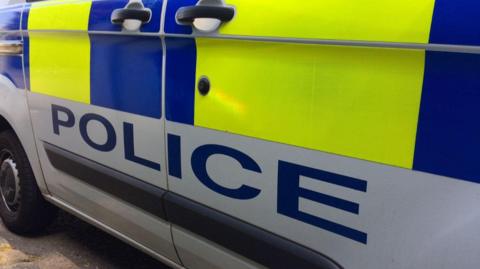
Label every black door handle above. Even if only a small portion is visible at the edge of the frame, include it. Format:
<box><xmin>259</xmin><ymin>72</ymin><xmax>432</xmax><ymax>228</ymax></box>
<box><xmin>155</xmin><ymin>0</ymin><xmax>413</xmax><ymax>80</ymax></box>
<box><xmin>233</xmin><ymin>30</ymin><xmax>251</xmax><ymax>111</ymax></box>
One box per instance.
<box><xmin>111</xmin><ymin>7</ymin><xmax>152</xmax><ymax>24</ymax></box>
<box><xmin>176</xmin><ymin>5</ymin><xmax>235</xmax><ymax>24</ymax></box>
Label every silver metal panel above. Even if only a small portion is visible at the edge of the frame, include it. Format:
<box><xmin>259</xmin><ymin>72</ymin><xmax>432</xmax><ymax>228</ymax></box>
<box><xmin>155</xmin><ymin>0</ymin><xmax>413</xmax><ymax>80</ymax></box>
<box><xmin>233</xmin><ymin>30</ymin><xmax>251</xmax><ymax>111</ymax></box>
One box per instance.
<box><xmin>0</xmin><ymin>75</ymin><xmax>48</xmax><ymax>193</ymax></box>
<box><xmin>28</xmin><ymin>93</ymin><xmax>167</xmax><ymax>189</ymax></box>
<box><xmin>44</xmin><ymin>176</ymin><xmax>179</xmax><ymax>262</ymax></box>
<box><xmin>28</xmin><ymin>93</ymin><xmax>180</xmax><ymax>264</ymax></box>
<box><xmin>46</xmin><ymin>195</ymin><xmax>184</xmax><ymax>269</ymax></box>
<box><xmin>171</xmin><ymin>225</ymin><xmax>264</xmax><ymax>269</ymax></box>
<box><xmin>166</xmin><ymin>120</ymin><xmax>480</xmax><ymax>269</ymax></box>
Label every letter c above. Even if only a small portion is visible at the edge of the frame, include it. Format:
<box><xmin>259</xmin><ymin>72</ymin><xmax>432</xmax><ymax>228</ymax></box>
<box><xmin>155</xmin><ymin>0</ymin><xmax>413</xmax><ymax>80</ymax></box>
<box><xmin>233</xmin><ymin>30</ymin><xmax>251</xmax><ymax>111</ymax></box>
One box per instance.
<box><xmin>191</xmin><ymin>144</ymin><xmax>262</xmax><ymax>200</ymax></box>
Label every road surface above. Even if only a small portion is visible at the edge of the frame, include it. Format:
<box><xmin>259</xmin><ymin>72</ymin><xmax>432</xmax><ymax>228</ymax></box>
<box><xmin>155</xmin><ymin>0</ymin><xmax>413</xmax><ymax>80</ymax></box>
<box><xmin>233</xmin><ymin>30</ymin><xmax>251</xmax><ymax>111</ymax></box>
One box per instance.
<box><xmin>0</xmin><ymin>210</ymin><xmax>172</xmax><ymax>269</ymax></box>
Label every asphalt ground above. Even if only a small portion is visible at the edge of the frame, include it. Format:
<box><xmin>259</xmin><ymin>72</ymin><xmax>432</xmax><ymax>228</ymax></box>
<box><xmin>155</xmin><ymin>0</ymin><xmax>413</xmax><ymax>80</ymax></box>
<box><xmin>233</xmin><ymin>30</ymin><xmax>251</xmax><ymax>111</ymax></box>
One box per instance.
<box><xmin>0</xmin><ymin>210</ymin><xmax>172</xmax><ymax>269</ymax></box>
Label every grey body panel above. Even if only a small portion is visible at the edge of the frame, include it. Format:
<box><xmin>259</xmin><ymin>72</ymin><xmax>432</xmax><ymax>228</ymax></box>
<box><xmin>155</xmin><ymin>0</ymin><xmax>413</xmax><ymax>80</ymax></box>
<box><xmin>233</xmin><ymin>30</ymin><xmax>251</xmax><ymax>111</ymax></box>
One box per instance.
<box><xmin>0</xmin><ymin>75</ymin><xmax>48</xmax><ymax>194</ymax></box>
<box><xmin>171</xmin><ymin>225</ymin><xmax>264</xmax><ymax>269</ymax></box>
<box><xmin>28</xmin><ymin>93</ymin><xmax>167</xmax><ymax>189</ymax></box>
<box><xmin>166</xmin><ymin>121</ymin><xmax>480</xmax><ymax>269</ymax></box>
<box><xmin>27</xmin><ymin>93</ymin><xmax>180</xmax><ymax>264</ymax></box>
<box><xmin>43</xmin><ymin>142</ymin><xmax>168</xmax><ymax>220</ymax></box>
<box><xmin>45</xmin><ymin>194</ymin><xmax>184</xmax><ymax>269</ymax></box>
<box><xmin>41</xmin><ymin>130</ymin><xmax>338</xmax><ymax>269</ymax></box>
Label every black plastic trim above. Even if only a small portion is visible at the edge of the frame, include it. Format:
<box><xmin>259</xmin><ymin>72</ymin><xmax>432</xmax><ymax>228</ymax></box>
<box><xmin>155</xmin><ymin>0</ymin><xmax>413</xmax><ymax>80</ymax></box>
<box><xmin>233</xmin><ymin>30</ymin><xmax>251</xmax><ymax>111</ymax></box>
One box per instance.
<box><xmin>164</xmin><ymin>193</ymin><xmax>341</xmax><ymax>269</ymax></box>
<box><xmin>176</xmin><ymin>5</ymin><xmax>235</xmax><ymax>23</ymax></box>
<box><xmin>43</xmin><ymin>142</ymin><xmax>167</xmax><ymax>220</ymax></box>
<box><xmin>111</xmin><ymin>8</ymin><xmax>152</xmax><ymax>24</ymax></box>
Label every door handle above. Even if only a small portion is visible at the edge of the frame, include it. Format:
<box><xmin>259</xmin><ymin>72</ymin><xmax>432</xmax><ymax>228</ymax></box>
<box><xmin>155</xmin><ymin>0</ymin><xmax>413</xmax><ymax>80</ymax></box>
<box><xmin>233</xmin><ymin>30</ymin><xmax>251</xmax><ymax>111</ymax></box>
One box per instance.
<box><xmin>176</xmin><ymin>5</ymin><xmax>235</xmax><ymax>24</ymax></box>
<box><xmin>111</xmin><ymin>5</ymin><xmax>152</xmax><ymax>25</ymax></box>
<box><xmin>0</xmin><ymin>42</ymin><xmax>23</xmax><ymax>55</ymax></box>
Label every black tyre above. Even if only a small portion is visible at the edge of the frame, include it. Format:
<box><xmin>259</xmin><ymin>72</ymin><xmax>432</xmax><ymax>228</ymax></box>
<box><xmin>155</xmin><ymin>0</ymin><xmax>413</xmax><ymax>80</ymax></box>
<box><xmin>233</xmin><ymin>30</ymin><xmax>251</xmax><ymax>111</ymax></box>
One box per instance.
<box><xmin>0</xmin><ymin>130</ymin><xmax>57</xmax><ymax>234</ymax></box>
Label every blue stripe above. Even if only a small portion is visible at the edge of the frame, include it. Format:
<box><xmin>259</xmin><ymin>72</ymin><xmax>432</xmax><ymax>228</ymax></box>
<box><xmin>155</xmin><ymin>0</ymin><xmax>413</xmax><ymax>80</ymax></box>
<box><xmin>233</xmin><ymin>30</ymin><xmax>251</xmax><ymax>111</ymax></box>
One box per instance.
<box><xmin>0</xmin><ymin>4</ymin><xmax>22</xmax><ymax>32</ymax></box>
<box><xmin>430</xmin><ymin>0</ymin><xmax>480</xmax><ymax>46</ymax></box>
<box><xmin>89</xmin><ymin>0</ymin><xmax>163</xmax><ymax>33</ymax></box>
<box><xmin>23</xmin><ymin>36</ymin><xmax>30</xmax><ymax>90</ymax></box>
<box><xmin>164</xmin><ymin>0</ymin><xmax>198</xmax><ymax>34</ymax></box>
<box><xmin>0</xmin><ymin>55</ymin><xmax>24</xmax><ymax>89</ymax></box>
<box><xmin>90</xmin><ymin>35</ymin><xmax>162</xmax><ymax>118</ymax></box>
<box><xmin>22</xmin><ymin>5</ymin><xmax>30</xmax><ymax>90</ymax></box>
<box><xmin>414</xmin><ymin>51</ymin><xmax>480</xmax><ymax>184</ymax></box>
<box><xmin>89</xmin><ymin>0</ymin><xmax>126</xmax><ymax>32</ymax></box>
<box><xmin>163</xmin><ymin>0</ymin><xmax>198</xmax><ymax>128</ymax></box>
<box><xmin>21</xmin><ymin>3</ymin><xmax>30</xmax><ymax>31</ymax></box>
<box><xmin>165</xmin><ymin>37</ymin><xmax>196</xmax><ymax>124</ymax></box>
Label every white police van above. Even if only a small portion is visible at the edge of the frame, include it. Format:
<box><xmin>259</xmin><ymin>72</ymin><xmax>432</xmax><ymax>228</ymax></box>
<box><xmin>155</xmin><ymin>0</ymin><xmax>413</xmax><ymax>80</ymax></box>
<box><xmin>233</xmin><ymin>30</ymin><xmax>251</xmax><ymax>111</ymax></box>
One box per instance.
<box><xmin>1</xmin><ymin>0</ymin><xmax>480</xmax><ymax>268</ymax></box>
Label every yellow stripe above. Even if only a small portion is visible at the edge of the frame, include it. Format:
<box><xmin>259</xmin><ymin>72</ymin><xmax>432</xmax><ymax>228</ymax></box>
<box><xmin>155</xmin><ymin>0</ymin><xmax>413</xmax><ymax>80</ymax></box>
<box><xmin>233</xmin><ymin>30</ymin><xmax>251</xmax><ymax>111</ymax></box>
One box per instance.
<box><xmin>28</xmin><ymin>0</ymin><xmax>92</xmax><ymax>30</ymax></box>
<box><xmin>194</xmin><ymin>39</ymin><xmax>425</xmax><ymax>168</ymax></box>
<box><xmin>28</xmin><ymin>0</ymin><xmax>91</xmax><ymax>103</ymax></box>
<box><xmin>220</xmin><ymin>0</ymin><xmax>436</xmax><ymax>43</ymax></box>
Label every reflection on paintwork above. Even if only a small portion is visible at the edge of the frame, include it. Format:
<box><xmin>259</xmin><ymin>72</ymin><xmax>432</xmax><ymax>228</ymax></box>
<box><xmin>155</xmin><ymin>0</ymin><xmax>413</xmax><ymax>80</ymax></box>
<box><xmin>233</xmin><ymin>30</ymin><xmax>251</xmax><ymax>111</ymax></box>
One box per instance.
<box><xmin>195</xmin><ymin>38</ymin><xmax>424</xmax><ymax>169</ymax></box>
<box><xmin>0</xmin><ymin>4</ymin><xmax>22</xmax><ymax>32</ymax></box>
<box><xmin>206</xmin><ymin>90</ymin><xmax>245</xmax><ymax>116</ymax></box>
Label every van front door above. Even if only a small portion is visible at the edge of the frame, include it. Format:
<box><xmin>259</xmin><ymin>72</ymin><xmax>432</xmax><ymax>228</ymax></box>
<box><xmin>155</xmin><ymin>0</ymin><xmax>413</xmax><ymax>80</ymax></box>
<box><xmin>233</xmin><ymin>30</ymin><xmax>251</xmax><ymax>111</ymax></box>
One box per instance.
<box><xmin>25</xmin><ymin>0</ymin><xmax>179</xmax><ymax>264</ymax></box>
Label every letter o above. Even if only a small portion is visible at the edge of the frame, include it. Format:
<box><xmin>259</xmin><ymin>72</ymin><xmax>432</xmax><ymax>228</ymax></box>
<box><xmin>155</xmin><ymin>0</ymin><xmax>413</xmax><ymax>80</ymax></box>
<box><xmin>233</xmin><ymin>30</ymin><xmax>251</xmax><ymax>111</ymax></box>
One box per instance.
<box><xmin>79</xmin><ymin>113</ymin><xmax>116</xmax><ymax>152</ymax></box>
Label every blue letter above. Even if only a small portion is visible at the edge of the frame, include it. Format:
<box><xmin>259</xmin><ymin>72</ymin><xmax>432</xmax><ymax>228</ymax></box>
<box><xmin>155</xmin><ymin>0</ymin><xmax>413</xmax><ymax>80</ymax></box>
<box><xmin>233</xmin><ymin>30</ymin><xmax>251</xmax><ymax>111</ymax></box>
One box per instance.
<box><xmin>52</xmin><ymin>104</ymin><xmax>75</xmax><ymax>135</ymax></box>
<box><xmin>167</xmin><ymin>134</ymin><xmax>182</xmax><ymax>178</ymax></box>
<box><xmin>191</xmin><ymin>144</ymin><xmax>261</xmax><ymax>200</ymax></box>
<box><xmin>79</xmin><ymin>113</ymin><xmax>116</xmax><ymax>152</ymax></box>
<box><xmin>123</xmin><ymin>122</ymin><xmax>161</xmax><ymax>171</ymax></box>
<box><xmin>277</xmin><ymin>161</ymin><xmax>368</xmax><ymax>244</ymax></box>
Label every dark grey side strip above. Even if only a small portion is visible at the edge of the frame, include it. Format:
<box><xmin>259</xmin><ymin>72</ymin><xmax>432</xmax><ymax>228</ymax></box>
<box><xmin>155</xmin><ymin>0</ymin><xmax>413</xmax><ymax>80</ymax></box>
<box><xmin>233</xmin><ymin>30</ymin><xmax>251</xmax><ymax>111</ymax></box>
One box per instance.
<box><xmin>164</xmin><ymin>193</ymin><xmax>341</xmax><ymax>269</ymax></box>
<box><xmin>44</xmin><ymin>142</ymin><xmax>340</xmax><ymax>269</ymax></box>
<box><xmin>43</xmin><ymin>142</ymin><xmax>167</xmax><ymax>220</ymax></box>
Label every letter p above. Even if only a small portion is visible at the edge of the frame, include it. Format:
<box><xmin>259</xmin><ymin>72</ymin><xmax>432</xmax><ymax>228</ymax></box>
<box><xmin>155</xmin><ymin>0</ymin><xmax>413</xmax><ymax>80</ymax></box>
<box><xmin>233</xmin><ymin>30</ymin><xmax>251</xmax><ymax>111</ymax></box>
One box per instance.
<box><xmin>52</xmin><ymin>104</ymin><xmax>75</xmax><ymax>135</ymax></box>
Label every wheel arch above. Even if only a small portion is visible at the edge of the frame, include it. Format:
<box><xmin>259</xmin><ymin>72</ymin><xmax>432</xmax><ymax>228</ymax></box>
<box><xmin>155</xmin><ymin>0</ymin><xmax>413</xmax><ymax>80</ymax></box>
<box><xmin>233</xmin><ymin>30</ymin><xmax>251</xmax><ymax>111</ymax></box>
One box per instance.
<box><xmin>0</xmin><ymin>75</ymin><xmax>50</xmax><ymax>195</ymax></box>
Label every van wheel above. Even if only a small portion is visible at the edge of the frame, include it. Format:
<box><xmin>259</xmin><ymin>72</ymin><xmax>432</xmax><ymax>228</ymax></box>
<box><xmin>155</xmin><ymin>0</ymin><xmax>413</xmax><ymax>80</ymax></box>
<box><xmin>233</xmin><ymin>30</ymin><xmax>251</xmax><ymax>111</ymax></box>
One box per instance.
<box><xmin>0</xmin><ymin>130</ymin><xmax>57</xmax><ymax>234</ymax></box>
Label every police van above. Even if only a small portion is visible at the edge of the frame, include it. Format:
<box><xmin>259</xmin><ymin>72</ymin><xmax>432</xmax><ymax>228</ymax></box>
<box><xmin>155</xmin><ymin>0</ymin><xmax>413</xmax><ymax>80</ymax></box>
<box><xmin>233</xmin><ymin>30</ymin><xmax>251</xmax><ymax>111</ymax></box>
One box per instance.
<box><xmin>0</xmin><ymin>0</ymin><xmax>479</xmax><ymax>268</ymax></box>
